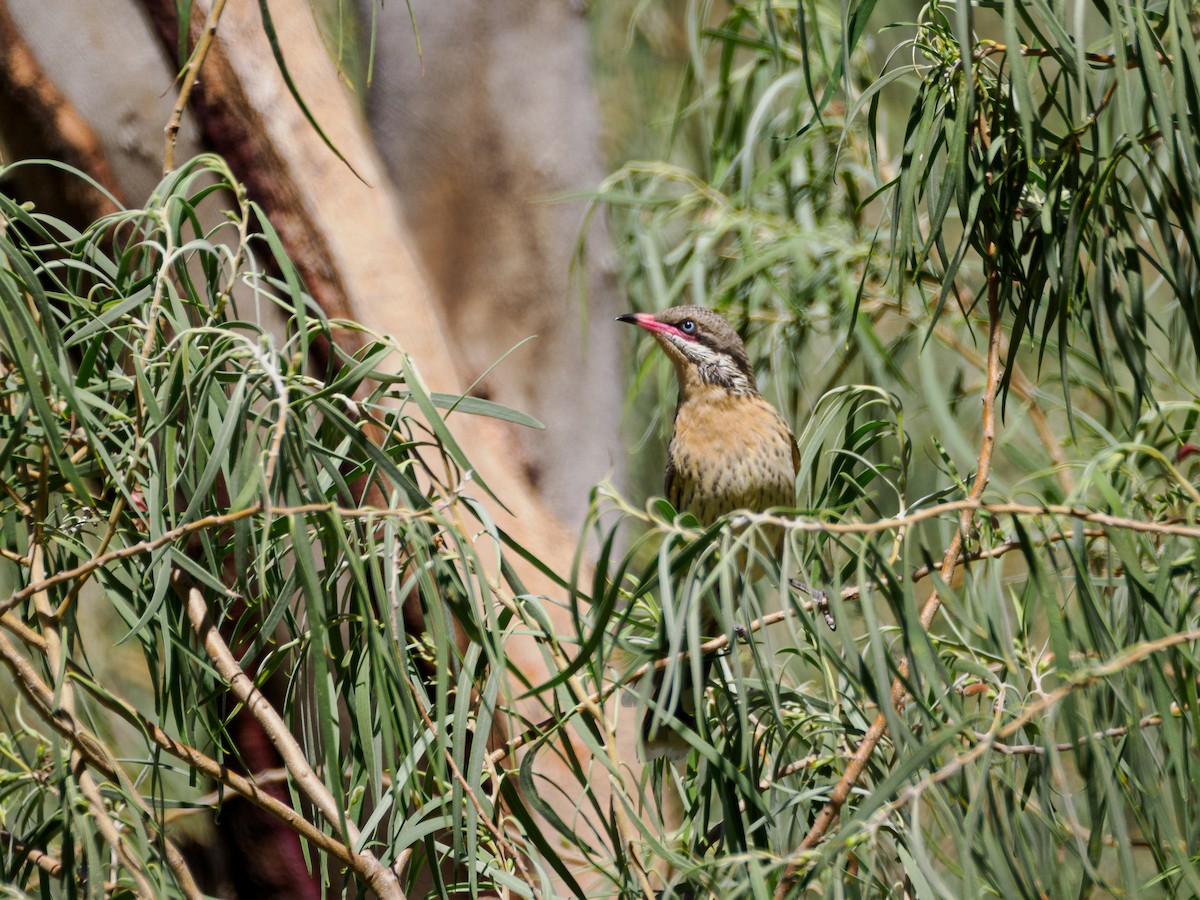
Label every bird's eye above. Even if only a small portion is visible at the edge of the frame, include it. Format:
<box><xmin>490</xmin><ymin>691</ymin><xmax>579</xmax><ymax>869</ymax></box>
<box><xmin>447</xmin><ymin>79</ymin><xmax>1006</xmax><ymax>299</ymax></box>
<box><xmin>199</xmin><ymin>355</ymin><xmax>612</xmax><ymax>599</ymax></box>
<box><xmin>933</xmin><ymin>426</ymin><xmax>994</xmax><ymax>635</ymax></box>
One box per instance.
<box><xmin>680</xmin><ymin>319</ymin><xmax>696</xmax><ymax>334</ymax></box>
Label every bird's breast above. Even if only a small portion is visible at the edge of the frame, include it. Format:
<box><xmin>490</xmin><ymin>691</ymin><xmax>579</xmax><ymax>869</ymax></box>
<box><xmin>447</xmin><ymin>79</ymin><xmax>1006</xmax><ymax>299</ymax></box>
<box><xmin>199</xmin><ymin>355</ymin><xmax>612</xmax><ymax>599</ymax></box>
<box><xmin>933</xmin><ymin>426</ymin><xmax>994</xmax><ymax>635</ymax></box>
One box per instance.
<box><xmin>667</xmin><ymin>389</ymin><xmax>797</xmax><ymax>523</ymax></box>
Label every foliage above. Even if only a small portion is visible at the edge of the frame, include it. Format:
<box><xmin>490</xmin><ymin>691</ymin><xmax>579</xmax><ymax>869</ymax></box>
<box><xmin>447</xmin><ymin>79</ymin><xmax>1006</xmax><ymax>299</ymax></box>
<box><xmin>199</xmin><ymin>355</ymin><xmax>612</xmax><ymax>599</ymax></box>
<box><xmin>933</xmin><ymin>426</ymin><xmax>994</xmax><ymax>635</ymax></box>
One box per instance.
<box><xmin>4</xmin><ymin>0</ymin><xmax>1200</xmax><ymax>898</ymax></box>
<box><xmin>590</xmin><ymin>0</ymin><xmax>1200</xmax><ymax>897</ymax></box>
<box><xmin>0</xmin><ymin>155</ymin><xmax>583</xmax><ymax>898</ymax></box>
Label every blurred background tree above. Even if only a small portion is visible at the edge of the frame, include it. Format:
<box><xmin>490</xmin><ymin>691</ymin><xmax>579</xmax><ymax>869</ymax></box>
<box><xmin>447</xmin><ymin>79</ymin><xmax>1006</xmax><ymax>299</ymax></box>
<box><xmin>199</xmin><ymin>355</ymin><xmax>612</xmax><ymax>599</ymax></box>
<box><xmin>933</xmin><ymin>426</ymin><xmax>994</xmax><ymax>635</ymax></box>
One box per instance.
<box><xmin>2</xmin><ymin>0</ymin><xmax>1200</xmax><ymax>898</ymax></box>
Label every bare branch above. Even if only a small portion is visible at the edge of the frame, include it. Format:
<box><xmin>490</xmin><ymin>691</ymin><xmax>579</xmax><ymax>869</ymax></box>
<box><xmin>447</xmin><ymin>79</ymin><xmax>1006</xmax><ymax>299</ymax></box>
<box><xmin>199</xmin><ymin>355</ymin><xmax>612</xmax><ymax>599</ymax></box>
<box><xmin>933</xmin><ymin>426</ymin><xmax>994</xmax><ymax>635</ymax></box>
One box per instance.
<box><xmin>163</xmin><ymin>0</ymin><xmax>228</xmax><ymax>174</ymax></box>
<box><xmin>181</xmin><ymin>584</ymin><xmax>405</xmax><ymax>899</ymax></box>
<box><xmin>404</xmin><ymin>679</ymin><xmax>543</xmax><ymax>899</ymax></box>
<box><xmin>979</xmin><ymin>711</ymin><xmax>1169</xmax><ymax>756</ymax></box>
<box><xmin>0</xmin><ymin>827</ymin><xmax>64</xmax><ymax>879</ymax></box>
<box><xmin>0</xmin><ymin>626</ymin><xmax>200</xmax><ymax>896</ymax></box>
<box><xmin>738</xmin><ymin>501</ymin><xmax>1200</xmax><ymax>541</ymax></box>
<box><xmin>28</xmin><ymin>450</ymin><xmax>165</xmax><ymax>899</ymax></box>
<box><xmin>861</xmin><ymin>629</ymin><xmax>1200</xmax><ymax>834</ymax></box>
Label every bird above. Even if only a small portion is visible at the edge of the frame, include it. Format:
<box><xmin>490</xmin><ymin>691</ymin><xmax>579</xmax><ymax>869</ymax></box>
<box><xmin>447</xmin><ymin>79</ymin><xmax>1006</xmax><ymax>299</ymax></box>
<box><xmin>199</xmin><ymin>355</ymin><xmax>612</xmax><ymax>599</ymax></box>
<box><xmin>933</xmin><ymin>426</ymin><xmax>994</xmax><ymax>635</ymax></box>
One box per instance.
<box><xmin>618</xmin><ymin>305</ymin><xmax>800</xmax><ymax>757</ymax></box>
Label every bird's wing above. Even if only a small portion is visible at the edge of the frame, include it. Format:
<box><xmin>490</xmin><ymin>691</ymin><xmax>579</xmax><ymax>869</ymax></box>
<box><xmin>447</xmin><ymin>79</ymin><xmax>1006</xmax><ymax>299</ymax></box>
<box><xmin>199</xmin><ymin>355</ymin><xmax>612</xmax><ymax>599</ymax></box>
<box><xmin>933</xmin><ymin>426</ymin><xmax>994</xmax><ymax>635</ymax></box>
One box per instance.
<box><xmin>664</xmin><ymin>451</ymin><xmax>680</xmax><ymax>510</ymax></box>
<box><xmin>665</xmin><ymin>399</ymin><xmax>685</xmax><ymax>510</ymax></box>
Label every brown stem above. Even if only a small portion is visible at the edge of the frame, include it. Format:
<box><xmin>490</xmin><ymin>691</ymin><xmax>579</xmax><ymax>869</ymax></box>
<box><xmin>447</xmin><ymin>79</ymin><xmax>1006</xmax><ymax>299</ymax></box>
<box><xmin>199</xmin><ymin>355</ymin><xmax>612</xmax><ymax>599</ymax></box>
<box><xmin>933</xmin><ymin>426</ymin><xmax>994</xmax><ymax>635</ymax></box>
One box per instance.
<box><xmin>487</xmin><ymin>524</ymin><xmax>1113</xmax><ymax>770</ymax></box>
<box><xmin>0</xmin><ymin>506</ymin><xmax>263</xmax><ymax>619</ymax></box>
<box><xmin>181</xmin><ymin>584</ymin><xmax>405</xmax><ymax>899</ymax></box>
<box><xmin>861</xmin><ymin>627</ymin><xmax>1200</xmax><ymax>834</ymax></box>
<box><xmin>163</xmin><ymin>0</ymin><xmax>228</xmax><ymax>174</ymax></box>
<box><xmin>775</xmin><ymin>275</ymin><xmax>1004</xmax><ymax>897</ymax></box>
<box><xmin>981</xmin><ymin>712</ymin><xmax>1165</xmax><ymax>755</ymax></box>
<box><xmin>28</xmin><ymin>449</ymin><xmax>163</xmax><ymax>899</ymax></box>
<box><xmin>930</xmin><ymin>314</ymin><xmax>1072</xmax><ymax>496</ymax></box>
<box><xmin>75</xmin><ymin>672</ymin><xmax>366</xmax><ymax>869</ymax></box>
<box><xmin>9</xmin><ymin>494</ymin><xmax>1188</xmax><ymax>630</ymax></box>
<box><xmin>0</xmin><ymin>500</ymin><xmax>446</xmax><ymax>620</ymax></box>
<box><xmin>976</xmin><ymin>40</ymin><xmax>1171</xmax><ymax>69</ymax></box>
<box><xmin>737</xmin><ymin>502</ymin><xmax>1200</xmax><ymax>539</ymax></box>
<box><xmin>0</xmin><ymin>828</ymin><xmax>63</xmax><ymax>879</ymax></box>
<box><xmin>404</xmin><ymin>679</ymin><xmax>542</xmax><ymax>899</ymax></box>
<box><xmin>0</xmin><ymin>627</ymin><xmax>201</xmax><ymax>896</ymax></box>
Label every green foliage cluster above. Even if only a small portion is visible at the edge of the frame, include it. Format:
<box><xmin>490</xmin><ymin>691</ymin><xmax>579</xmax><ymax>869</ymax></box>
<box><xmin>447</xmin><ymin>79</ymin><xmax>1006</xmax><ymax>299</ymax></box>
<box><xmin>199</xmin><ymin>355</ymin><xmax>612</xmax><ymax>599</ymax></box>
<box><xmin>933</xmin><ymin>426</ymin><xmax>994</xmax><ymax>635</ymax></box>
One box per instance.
<box><xmin>592</xmin><ymin>0</ymin><xmax>1200</xmax><ymax>896</ymax></box>
<box><xmin>0</xmin><ymin>156</ymin><xmax>583</xmax><ymax>898</ymax></box>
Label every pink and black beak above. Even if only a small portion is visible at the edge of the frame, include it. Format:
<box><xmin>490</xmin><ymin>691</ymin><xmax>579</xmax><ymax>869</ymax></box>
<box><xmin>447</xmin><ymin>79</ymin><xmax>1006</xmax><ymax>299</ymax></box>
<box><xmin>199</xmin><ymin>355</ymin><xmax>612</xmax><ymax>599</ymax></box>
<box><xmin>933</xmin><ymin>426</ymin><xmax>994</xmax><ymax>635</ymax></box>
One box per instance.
<box><xmin>616</xmin><ymin>312</ymin><xmax>694</xmax><ymax>341</ymax></box>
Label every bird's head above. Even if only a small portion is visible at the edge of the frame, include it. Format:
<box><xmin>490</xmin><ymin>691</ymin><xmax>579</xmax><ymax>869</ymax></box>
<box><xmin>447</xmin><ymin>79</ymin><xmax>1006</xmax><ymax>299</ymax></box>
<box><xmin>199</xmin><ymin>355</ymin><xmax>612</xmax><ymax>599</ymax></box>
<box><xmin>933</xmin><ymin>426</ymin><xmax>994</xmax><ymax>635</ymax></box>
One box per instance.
<box><xmin>617</xmin><ymin>305</ymin><xmax>757</xmax><ymax>396</ymax></box>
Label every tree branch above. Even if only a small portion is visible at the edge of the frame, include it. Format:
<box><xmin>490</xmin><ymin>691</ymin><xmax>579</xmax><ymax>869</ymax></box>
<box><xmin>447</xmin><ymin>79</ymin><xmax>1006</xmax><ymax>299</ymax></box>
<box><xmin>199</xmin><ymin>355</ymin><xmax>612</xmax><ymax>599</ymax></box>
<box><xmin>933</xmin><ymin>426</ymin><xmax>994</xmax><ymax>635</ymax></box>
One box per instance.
<box><xmin>4</xmin><ymin>499</ymin><xmax>453</xmax><ymax>620</ymax></box>
<box><xmin>404</xmin><ymin>679</ymin><xmax>543</xmax><ymax>899</ymax></box>
<box><xmin>0</xmin><ymin>614</ymin><xmax>366</xmax><ymax>882</ymax></box>
<box><xmin>737</xmin><ymin>501</ymin><xmax>1200</xmax><ymax>540</ymax></box>
<box><xmin>28</xmin><ymin>449</ymin><xmax>164</xmax><ymax>899</ymax></box>
<box><xmin>486</xmin><ymin>523</ymin><xmax>1129</xmax><ymax>771</ymax></box>
<box><xmin>0</xmin><ymin>625</ymin><xmax>201</xmax><ymax>897</ymax></box>
<box><xmin>976</xmin><ymin>39</ymin><xmax>1171</xmax><ymax>69</ymax></box>
<box><xmin>181</xmin><ymin>583</ymin><xmax>405</xmax><ymax>899</ymax></box>
<box><xmin>73</xmin><ymin>672</ymin><xmax>369</xmax><ymax>870</ymax></box>
<box><xmin>0</xmin><ymin>827</ymin><xmax>63</xmax><ymax>880</ymax></box>
<box><xmin>859</xmin><ymin>628</ymin><xmax>1200</xmax><ymax>837</ymax></box>
<box><xmin>980</xmin><ymin>712</ymin><xmax>1165</xmax><ymax>755</ymax></box>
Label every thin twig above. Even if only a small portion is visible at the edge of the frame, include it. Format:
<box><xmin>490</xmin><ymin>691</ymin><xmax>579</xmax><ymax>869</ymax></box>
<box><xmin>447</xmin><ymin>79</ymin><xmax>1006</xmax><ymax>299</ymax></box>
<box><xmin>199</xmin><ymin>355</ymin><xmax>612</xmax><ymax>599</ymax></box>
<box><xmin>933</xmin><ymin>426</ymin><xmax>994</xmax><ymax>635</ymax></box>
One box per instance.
<box><xmin>0</xmin><ymin>827</ymin><xmax>63</xmax><ymax>879</ymax></box>
<box><xmin>981</xmin><ymin>713</ymin><xmax>1166</xmax><ymax>755</ymax></box>
<box><xmin>7</xmin><ymin>492</ymin><xmax>1191</xmax><ymax>625</ymax></box>
<box><xmin>2</xmin><ymin>499</ymin><xmax>451</xmax><ymax>620</ymax></box>
<box><xmin>487</xmin><ymin>524</ymin><xmax>1114</xmax><ymax>771</ymax></box>
<box><xmin>976</xmin><ymin>40</ymin><xmax>1171</xmax><ymax>69</ymax></box>
<box><xmin>163</xmin><ymin>0</ymin><xmax>229</xmax><ymax>174</ymax></box>
<box><xmin>857</xmin><ymin>628</ymin><xmax>1200</xmax><ymax>838</ymax></box>
<box><xmin>0</xmin><ymin>627</ymin><xmax>202</xmax><ymax>897</ymax></box>
<box><xmin>76</xmin><ymin>772</ymin><xmax>158</xmax><ymax>898</ymax></box>
<box><xmin>760</xmin><ymin>755</ymin><xmax>823</xmax><ymax>790</ymax></box>
<box><xmin>404</xmin><ymin>679</ymin><xmax>543</xmax><ymax>899</ymax></box>
<box><xmin>29</xmin><ymin>506</ymin><xmax>264</xmax><ymax>619</ymax></box>
<box><xmin>736</xmin><ymin>500</ymin><xmax>1200</xmax><ymax>540</ymax></box>
<box><xmin>29</xmin><ymin>447</ymin><xmax>161</xmax><ymax>899</ymax></box>
<box><xmin>76</xmin><ymin>678</ymin><xmax>367</xmax><ymax>868</ymax></box>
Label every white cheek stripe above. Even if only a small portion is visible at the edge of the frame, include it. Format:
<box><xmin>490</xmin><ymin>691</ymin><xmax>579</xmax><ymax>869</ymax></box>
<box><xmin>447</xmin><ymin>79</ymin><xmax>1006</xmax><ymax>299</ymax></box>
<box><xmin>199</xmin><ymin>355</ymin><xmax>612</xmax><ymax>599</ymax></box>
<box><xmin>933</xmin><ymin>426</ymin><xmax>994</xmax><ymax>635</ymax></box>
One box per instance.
<box><xmin>675</xmin><ymin>339</ymin><xmax>753</xmax><ymax>394</ymax></box>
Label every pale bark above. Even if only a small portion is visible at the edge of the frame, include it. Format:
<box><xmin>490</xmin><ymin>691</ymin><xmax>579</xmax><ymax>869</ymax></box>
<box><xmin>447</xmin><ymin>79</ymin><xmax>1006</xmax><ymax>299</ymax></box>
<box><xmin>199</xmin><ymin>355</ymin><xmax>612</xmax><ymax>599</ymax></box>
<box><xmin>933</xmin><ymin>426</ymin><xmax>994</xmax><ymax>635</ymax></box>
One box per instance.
<box><xmin>366</xmin><ymin>0</ymin><xmax>624</xmax><ymax>530</ymax></box>
<box><xmin>0</xmin><ymin>0</ymin><xmax>125</xmax><ymax>219</ymax></box>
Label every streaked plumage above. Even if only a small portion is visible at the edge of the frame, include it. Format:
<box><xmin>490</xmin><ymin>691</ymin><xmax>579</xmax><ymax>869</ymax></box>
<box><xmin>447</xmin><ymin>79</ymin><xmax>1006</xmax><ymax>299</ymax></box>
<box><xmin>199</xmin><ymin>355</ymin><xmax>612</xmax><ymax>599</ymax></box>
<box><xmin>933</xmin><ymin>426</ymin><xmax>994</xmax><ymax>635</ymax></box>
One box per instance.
<box><xmin>618</xmin><ymin>305</ymin><xmax>799</xmax><ymax>757</ymax></box>
<box><xmin>667</xmin><ymin>385</ymin><xmax>798</xmax><ymax>525</ymax></box>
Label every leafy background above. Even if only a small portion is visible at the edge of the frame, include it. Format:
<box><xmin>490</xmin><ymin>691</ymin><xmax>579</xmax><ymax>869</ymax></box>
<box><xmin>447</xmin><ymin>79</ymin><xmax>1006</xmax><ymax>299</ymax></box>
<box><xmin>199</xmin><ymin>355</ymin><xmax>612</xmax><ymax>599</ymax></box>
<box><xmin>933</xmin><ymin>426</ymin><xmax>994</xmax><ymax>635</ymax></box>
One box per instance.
<box><xmin>592</xmin><ymin>1</ymin><xmax>1200</xmax><ymax>896</ymax></box>
<box><xmin>2</xmin><ymin>0</ymin><xmax>1200</xmax><ymax>898</ymax></box>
